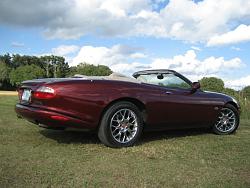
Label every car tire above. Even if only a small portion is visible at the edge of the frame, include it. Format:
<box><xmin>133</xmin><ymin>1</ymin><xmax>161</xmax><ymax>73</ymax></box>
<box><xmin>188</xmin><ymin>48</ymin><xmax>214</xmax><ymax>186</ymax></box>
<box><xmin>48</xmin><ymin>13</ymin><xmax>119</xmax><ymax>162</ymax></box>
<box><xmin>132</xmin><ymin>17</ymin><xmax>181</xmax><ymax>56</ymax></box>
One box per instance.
<box><xmin>98</xmin><ymin>101</ymin><xmax>144</xmax><ymax>148</ymax></box>
<box><xmin>212</xmin><ymin>104</ymin><xmax>240</xmax><ymax>135</ymax></box>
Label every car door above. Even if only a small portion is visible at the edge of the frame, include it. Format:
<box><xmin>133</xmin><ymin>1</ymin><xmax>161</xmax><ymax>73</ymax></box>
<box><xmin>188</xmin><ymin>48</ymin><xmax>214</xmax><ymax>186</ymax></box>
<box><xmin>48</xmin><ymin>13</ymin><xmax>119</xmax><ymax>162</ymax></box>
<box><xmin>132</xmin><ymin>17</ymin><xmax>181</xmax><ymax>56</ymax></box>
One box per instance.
<box><xmin>145</xmin><ymin>73</ymin><xmax>221</xmax><ymax>129</ymax></box>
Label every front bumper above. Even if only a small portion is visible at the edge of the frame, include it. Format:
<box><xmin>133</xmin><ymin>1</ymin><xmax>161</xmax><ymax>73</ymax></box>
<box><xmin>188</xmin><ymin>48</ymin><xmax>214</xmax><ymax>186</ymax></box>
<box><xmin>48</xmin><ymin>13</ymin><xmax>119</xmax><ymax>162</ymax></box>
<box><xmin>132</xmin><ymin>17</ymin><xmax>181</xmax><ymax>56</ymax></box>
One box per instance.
<box><xmin>15</xmin><ymin>104</ymin><xmax>91</xmax><ymax>130</ymax></box>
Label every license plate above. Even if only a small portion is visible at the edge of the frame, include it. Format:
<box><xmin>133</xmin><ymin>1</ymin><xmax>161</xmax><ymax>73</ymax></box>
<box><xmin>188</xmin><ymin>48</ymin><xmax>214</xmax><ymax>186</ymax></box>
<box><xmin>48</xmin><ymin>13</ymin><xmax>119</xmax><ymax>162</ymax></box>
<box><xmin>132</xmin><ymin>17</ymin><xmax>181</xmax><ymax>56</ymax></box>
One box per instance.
<box><xmin>21</xmin><ymin>89</ymin><xmax>31</xmax><ymax>102</ymax></box>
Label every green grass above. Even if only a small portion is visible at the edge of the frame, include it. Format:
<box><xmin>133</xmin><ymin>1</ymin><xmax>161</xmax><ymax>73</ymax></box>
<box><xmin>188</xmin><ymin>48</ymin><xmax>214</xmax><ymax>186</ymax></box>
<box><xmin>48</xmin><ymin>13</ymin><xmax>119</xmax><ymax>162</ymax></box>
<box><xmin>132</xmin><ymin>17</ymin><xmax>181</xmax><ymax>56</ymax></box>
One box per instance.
<box><xmin>0</xmin><ymin>96</ymin><xmax>250</xmax><ymax>188</ymax></box>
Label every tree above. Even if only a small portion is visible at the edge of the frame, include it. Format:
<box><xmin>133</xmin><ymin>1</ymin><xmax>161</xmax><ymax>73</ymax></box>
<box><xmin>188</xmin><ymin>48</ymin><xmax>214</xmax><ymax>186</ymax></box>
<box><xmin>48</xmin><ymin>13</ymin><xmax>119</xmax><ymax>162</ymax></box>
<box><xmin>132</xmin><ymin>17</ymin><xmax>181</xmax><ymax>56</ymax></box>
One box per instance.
<box><xmin>0</xmin><ymin>61</ymin><xmax>10</xmax><ymax>81</ymax></box>
<box><xmin>9</xmin><ymin>65</ymin><xmax>45</xmax><ymax>86</ymax></box>
<box><xmin>0</xmin><ymin>54</ymin><xmax>11</xmax><ymax>67</ymax></box>
<box><xmin>0</xmin><ymin>53</ymin><xmax>72</xmax><ymax>89</ymax></box>
<box><xmin>242</xmin><ymin>86</ymin><xmax>250</xmax><ymax>99</ymax></box>
<box><xmin>199</xmin><ymin>77</ymin><xmax>224</xmax><ymax>92</ymax></box>
<box><xmin>69</xmin><ymin>63</ymin><xmax>112</xmax><ymax>76</ymax></box>
<box><xmin>223</xmin><ymin>88</ymin><xmax>237</xmax><ymax>98</ymax></box>
<box><xmin>40</xmin><ymin>55</ymin><xmax>70</xmax><ymax>78</ymax></box>
<box><xmin>0</xmin><ymin>61</ymin><xmax>11</xmax><ymax>89</ymax></box>
<box><xmin>12</xmin><ymin>54</ymin><xmax>43</xmax><ymax>68</ymax></box>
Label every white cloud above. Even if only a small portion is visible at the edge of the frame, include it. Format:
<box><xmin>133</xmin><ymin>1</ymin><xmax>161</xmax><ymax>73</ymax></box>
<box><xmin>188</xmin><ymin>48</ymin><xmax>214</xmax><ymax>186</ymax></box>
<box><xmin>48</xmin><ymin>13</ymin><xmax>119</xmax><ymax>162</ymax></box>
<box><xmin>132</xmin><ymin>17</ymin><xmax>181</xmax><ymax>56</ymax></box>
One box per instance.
<box><xmin>111</xmin><ymin>62</ymin><xmax>150</xmax><ymax>75</ymax></box>
<box><xmin>11</xmin><ymin>42</ymin><xmax>25</xmax><ymax>47</ymax></box>
<box><xmin>226</xmin><ymin>75</ymin><xmax>250</xmax><ymax>90</ymax></box>
<box><xmin>1</xmin><ymin>0</ymin><xmax>250</xmax><ymax>44</ymax></box>
<box><xmin>130</xmin><ymin>52</ymin><xmax>147</xmax><ymax>59</ymax></box>
<box><xmin>51</xmin><ymin>45</ymin><xmax>80</xmax><ymax>56</ymax></box>
<box><xmin>71</xmin><ymin>44</ymin><xmax>149</xmax><ymax>74</ymax></box>
<box><xmin>231</xmin><ymin>46</ymin><xmax>241</xmax><ymax>51</ymax></box>
<box><xmin>150</xmin><ymin>50</ymin><xmax>243</xmax><ymax>81</ymax></box>
<box><xmin>71</xmin><ymin>45</ymin><xmax>244</xmax><ymax>86</ymax></box>
<box><xmin>72</xmin><ymin>46</ymin><xmax>113</xmax><ymax>66</ymax></box>
<box><xmin>191</xmin><ymin>46</ymin><xmax>202</xmax><ymax>51</ymax></box>
<box><xmin>39</xmin><ymin>43</ymin><xmax>250</xmax><ymax>90</ymax></box>
<box><xmin>207</xmin><ymin>24</ymin><xmax>250</xmax><ymax>46</ymax></box>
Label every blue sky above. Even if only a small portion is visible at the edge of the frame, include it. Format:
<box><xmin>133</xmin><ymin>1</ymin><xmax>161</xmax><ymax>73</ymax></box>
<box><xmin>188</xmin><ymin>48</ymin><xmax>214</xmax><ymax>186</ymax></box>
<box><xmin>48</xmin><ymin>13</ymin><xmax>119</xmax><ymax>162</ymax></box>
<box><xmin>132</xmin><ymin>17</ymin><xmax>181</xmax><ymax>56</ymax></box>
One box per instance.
<box><xmin>0</xmin><ymin>0</ymin><xmax>250</xmax><ymax>89</ymax></box>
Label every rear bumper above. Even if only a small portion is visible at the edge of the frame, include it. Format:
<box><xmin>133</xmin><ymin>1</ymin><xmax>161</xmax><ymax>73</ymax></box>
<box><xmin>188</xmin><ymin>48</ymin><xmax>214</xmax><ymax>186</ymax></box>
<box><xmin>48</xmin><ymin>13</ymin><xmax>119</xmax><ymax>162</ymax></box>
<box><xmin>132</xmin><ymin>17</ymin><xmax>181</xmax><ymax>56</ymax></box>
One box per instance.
<box><xmin>15</xmin><ymin>104</ymin><xmax>92</xmax><ymax>130</ymax></box>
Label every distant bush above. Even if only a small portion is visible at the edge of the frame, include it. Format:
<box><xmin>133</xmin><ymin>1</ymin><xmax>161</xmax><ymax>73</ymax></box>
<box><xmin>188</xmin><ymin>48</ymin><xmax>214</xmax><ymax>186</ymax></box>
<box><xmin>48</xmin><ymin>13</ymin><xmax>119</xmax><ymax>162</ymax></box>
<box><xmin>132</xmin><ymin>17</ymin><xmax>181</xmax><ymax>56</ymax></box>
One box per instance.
<box><xmin>199</xmin><ymin>77</ymin><xmax>224</xmax><ymax>93</ymax></box>
<box><xmin>9</xmin><ymin>65</ymin><xmax>45</xmax><ymax>86</ymax></box>
<box><xmin>69</xmin><ymin>63</ymin><xmax>112</xmax><ymax>76</ymax></box>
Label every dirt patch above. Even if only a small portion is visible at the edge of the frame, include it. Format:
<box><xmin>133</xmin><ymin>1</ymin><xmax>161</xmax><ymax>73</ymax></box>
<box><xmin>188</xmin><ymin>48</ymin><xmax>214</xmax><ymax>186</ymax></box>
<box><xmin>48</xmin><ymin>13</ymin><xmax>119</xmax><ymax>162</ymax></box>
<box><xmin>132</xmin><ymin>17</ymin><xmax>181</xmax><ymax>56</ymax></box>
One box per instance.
<box><xmin>0</xmin><ymin>91</ymin><xmax>17</xmax><ymax>96</ymax></box>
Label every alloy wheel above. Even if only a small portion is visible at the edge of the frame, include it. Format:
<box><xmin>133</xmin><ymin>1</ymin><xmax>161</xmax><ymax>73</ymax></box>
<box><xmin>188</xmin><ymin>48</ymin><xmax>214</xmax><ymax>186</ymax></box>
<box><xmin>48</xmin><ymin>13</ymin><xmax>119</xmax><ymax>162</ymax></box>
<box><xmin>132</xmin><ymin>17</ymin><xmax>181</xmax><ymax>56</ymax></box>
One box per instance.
<box><xmin>215</xmin><ymin>107</ymin><xmax>236</xmax><ymax>133</ymax></box>
<box><xmin>110</xmin><ymin>108</ymin><xmax>138</xmax><ymax>144</ymax></box>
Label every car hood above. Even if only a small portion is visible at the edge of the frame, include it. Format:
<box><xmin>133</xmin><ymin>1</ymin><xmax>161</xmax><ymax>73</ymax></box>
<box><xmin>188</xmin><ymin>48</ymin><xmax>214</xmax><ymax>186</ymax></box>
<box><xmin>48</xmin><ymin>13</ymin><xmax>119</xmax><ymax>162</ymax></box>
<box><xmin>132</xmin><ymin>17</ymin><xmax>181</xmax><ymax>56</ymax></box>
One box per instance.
<box><xmin>203</xmin><ymin>90</ymin><xmax>239</xmax><ymax>107</ymax></box>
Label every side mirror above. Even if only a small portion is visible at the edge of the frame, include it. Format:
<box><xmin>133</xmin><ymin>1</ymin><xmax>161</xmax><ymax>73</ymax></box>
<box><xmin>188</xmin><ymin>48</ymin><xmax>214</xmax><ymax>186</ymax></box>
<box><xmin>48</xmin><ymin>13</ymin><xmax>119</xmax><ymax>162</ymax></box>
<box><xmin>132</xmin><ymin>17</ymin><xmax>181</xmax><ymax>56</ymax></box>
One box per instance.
<box><xmin>191</xmin><ymin>82</ymin><xmax>200</xmax><ymax>92</ymax></box>
<box><xmin>157</xmin><ymin>74</ymin><xmax>164</xmax><ymax>80</ymax></box>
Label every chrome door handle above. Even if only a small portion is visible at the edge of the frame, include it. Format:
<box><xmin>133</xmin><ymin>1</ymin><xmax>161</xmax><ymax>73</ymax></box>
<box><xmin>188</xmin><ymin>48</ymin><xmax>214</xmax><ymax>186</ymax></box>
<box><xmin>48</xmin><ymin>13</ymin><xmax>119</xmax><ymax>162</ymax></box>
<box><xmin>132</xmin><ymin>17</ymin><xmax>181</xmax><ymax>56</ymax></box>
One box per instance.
<box><xmin>165</xmin><ymin>91</ymin><xmax>172</xmax><ymax>95</ymax></box>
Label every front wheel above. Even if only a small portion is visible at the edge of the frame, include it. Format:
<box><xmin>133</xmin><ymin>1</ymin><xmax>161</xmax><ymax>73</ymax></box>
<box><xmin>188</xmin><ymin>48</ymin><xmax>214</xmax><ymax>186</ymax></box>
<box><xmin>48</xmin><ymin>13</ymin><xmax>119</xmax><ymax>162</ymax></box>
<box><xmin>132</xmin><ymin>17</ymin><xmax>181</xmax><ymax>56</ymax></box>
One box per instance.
<box><xmin>98</xmin><ymin>101</ymin><xmax>144</xmax><ymax>148</ymax></box>
<box><xmin>212</xmin><ymin>104</ymin><xmax>240</xmax><ymax>135</ymax></box>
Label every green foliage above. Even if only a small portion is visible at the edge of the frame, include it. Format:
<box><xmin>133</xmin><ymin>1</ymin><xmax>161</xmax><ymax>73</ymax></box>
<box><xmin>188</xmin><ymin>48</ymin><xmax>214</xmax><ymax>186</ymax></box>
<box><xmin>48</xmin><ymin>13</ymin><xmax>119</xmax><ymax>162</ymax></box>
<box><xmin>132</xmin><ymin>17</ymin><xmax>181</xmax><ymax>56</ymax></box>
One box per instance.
<box><xmin>40</xmin><ymin>55</ymin><xmax>69</xmax><ymax>78</ymax></box>
<box><xmin>0</xmin><ymin>61</ymin><xmax>10</xmax><ymax>81</ymax></box>
<box><xmin>223</xmin><ymin>88</ymin><xmax>238</xmax><ymax>99</ymax></box>
<box><xmin>1</xmin><ymin>53</ymin><xmax>112</xmax><ymax>89</ymax></box>
<box><xmin>0</xmin><ymin>61</ymin><xmax>11</xmax><ymax>89</ymax></box>
<box><xmin>12</xmin><ymin>54</ymin><xmax>43</xmax><ymax>68</ymax></box>
<box><xmin>0</xmin><ymin>54</ymin><xmax>72</xmax><ymax>89</ymax></box>
<box><xmin>242</xmin><ymin>86</ymin><xmax>250</xmax><ymax>99</ymax></box>
<box><xmin>9</xmin><ymin>65</ymin><xmax>45</xmax><ymax>86</ymax></box>
<box><xmin>69</xmin><ymin>63</ymin><xmax>112</xmax><ymax>76</ymax></box>
<box><xmin>200</xmin><ymin>77</ymin><xmax>224</xmax><ymax>92</ymax></box>
<box><xmin>0</xmin><ymin>54</ymin><xmax>11</xmax><ymax>67</ymax></box>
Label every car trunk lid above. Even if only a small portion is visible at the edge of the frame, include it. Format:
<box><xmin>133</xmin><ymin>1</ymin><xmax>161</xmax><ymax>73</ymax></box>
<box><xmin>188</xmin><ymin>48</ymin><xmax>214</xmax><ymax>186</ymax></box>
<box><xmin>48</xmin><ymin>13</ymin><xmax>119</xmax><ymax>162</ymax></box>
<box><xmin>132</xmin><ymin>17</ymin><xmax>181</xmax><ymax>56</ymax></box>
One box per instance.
<box><xmin>18</xmin><ymin>78</ymin><xmax>68</xmax><ymax>103</ymax></box>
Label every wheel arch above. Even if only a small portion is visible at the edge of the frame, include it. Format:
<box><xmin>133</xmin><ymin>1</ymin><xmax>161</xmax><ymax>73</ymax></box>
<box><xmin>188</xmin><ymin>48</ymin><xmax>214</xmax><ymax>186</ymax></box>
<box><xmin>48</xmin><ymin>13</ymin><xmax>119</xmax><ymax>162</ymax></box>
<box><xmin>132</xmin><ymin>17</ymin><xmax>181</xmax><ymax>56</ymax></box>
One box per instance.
<box><xmin>225</xmin><ymin>101</ymin><xmax>239</xmax><ymax>110</ymax></box>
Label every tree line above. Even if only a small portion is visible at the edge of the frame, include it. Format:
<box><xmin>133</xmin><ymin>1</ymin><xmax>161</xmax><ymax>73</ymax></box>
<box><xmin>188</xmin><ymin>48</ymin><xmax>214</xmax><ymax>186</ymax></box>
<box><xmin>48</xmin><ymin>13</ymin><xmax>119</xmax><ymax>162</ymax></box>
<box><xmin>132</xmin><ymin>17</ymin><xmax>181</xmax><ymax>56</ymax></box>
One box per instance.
<box><xmin>0</xmin><ymin>54</ymin><xmax>112</xmax><ymax>90</ymax></box>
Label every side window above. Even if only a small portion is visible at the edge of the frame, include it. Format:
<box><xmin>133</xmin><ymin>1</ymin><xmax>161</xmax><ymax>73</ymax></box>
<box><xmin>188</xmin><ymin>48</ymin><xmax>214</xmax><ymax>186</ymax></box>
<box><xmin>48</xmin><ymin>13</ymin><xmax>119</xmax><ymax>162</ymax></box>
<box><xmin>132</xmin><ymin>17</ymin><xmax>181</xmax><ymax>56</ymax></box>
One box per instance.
<box><xmin>137</xmin><ymin>73</ymin><xmax>190</xmax><ymax>89</ymax></box>
<box><xmin>159</xmin><ymin>73</ymin><xmax>191</xmax><ymax>89</ymax></box>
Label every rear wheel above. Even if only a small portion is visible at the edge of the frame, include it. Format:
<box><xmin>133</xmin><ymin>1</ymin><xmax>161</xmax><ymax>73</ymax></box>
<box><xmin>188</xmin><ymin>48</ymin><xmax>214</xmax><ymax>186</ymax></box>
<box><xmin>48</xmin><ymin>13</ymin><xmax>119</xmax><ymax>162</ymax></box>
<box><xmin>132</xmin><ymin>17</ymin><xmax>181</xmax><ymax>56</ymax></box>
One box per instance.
<box><xmin>98</xmin><ymin>101</ymin><xmax>143</xmax><ymax>148</ymax></box>
<box><xmin>212</xmin><ymin>104</ymin><xmax>239</xmax><ymax>135</ymax></box>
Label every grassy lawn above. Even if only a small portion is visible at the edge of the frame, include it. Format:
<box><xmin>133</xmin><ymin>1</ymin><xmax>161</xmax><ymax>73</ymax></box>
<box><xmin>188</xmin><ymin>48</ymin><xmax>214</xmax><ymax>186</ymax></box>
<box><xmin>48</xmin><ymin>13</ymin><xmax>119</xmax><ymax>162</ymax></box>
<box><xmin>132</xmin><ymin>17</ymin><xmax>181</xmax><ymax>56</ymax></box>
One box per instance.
<box><xmin>0</xmin><ymin>96</ymin><xmax>250</xmax><ymax>187</ymax></box>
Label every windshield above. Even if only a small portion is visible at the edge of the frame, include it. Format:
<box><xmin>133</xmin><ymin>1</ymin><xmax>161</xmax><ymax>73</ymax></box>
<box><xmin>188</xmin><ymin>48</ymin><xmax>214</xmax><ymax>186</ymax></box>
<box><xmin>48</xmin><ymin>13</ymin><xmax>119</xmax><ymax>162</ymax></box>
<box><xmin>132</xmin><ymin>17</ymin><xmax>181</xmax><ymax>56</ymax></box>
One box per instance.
<box><xmin>136</xmin><ymin>73</ymin><xmax>191</xmax><ymax>89</ymax></box>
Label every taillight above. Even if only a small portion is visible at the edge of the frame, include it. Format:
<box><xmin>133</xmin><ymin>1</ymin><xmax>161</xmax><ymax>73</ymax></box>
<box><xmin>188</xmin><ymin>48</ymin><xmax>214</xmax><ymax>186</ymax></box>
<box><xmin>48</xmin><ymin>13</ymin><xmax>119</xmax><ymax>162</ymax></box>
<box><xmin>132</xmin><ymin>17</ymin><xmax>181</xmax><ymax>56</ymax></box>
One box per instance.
<box><xmin>33</xmin><ymin>86</ymin><xmax>55</xmax><ymax>99</ymax></box>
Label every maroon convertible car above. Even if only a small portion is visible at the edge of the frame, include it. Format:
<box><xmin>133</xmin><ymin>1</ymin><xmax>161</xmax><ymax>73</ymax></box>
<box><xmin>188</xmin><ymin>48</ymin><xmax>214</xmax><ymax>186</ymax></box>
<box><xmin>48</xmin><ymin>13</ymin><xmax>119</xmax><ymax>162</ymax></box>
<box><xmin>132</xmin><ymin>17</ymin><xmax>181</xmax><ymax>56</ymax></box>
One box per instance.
<box><xmin>15</xmin><ymin>69</ymin><xmax>240</xmax><ymax>147</ymax></box>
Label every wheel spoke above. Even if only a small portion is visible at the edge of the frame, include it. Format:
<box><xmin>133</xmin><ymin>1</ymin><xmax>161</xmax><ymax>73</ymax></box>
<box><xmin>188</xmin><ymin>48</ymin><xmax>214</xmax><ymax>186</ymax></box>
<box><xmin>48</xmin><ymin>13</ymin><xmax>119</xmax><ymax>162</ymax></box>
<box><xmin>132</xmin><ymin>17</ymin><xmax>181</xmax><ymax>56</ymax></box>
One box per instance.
<box><xmin>112</xmin><ymin>127</ymin><xmax>119</xmax><ymax>133</ymax></box>
<box><xmin>122</xmin><ymin>133</ymin><xmax>126</xmax><ymax>142</ymax></box>
<box><xmin>215</xmin><ymin>107</ymin><xmax>237</xmax><ymax>133</ymax></box>
<box><xmin>110</xmin><ymin>108</ymin><xmax>138</xmax><ymax>144</ymax></box>
<box><xmin>113</xmin><ymin>131</ymin><xmax>121</xmax><ymax>138</ymax></box>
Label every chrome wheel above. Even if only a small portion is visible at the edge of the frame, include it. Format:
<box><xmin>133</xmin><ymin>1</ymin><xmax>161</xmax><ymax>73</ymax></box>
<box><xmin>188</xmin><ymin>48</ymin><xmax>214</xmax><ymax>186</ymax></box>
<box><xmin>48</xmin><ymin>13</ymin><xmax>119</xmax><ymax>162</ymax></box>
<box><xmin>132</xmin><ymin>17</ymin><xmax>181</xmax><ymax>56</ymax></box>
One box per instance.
<box><xmin>215</xmin><ymin>107</ymin><xmax>236</xmax><ymax>133</ymax></box>
<box><xmin>110</xmin><ymin>108</ymin><xmax>138</xmax><ymax>144</ymax></box>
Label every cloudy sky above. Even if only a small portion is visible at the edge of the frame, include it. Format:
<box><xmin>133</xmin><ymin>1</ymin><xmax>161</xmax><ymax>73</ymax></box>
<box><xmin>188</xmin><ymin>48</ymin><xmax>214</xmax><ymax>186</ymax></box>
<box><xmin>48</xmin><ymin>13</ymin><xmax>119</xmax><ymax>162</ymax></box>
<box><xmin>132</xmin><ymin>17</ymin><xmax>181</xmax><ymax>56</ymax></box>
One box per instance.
<box><xmin>1</xmin><ymin>0</ymin><xmax>250</xmax><ymax>89</ymax></box>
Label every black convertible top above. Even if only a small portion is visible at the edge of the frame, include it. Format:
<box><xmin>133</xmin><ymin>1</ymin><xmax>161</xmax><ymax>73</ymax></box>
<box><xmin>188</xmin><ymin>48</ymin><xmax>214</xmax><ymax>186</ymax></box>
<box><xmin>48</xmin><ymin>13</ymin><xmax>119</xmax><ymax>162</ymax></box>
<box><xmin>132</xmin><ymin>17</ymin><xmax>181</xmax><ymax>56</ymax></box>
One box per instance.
<box><xmin>132</xmin><ymin>69</ymin><xmax>177</xmax><ymax>78</ymax></box>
